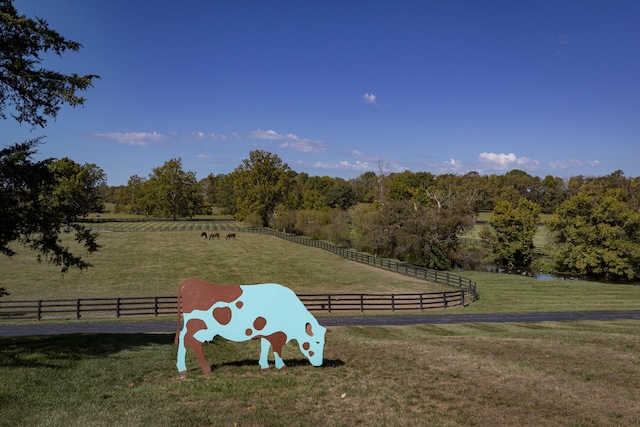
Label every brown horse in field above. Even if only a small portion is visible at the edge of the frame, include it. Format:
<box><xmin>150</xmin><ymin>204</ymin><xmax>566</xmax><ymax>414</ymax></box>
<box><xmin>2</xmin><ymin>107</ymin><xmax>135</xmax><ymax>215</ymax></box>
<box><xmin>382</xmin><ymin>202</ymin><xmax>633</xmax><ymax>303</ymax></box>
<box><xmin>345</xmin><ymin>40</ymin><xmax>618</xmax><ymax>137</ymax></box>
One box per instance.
<box><xmin>200</xmin><ymin>232</ymin><xmax>207</xmax><ymax>238</ymax></box>
<box><xmin>226</xmin><ymin>233</ymin><xmax>236</xmax><ymax>240</ymax></box>
<box><xmin>209</xmin><ymin>233</ymin><xmax>220</xmax><ymax>239</ymax></box>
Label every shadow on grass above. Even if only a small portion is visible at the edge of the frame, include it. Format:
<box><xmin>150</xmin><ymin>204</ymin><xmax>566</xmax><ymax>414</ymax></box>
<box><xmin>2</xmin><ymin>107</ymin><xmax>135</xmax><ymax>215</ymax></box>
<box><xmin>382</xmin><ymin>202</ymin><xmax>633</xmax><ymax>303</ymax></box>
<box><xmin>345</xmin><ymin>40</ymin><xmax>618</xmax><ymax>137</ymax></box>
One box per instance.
<box><xmin>0</xmin><ymin>333</ymin><xmax>175</xmax><ymax>369</ymax></box>
<box><xmin>206</xmin><ymin>357</ymin><xmax>345</xmax><ymax>372</ymax></box>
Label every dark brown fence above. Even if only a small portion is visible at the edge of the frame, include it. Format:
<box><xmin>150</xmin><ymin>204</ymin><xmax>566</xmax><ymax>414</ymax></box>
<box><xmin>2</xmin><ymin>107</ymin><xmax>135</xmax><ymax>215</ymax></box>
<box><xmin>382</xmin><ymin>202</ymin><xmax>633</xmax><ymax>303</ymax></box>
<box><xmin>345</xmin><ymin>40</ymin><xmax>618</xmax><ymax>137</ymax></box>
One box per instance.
<box><xmin>0</xmin><ymin>290</ymin><xmax>468</xmax><ymax>321</ymax></box>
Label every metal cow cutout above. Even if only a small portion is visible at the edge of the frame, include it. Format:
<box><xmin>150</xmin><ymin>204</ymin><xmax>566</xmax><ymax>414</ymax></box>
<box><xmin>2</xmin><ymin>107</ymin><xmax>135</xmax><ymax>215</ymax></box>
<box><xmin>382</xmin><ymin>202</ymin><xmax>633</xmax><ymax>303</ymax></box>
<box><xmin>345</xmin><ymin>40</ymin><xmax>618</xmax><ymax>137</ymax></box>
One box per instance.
<box><xmin>174</xmin><ymin>278</ymin><xmax>327</xmax><ymax>377</ymax></box>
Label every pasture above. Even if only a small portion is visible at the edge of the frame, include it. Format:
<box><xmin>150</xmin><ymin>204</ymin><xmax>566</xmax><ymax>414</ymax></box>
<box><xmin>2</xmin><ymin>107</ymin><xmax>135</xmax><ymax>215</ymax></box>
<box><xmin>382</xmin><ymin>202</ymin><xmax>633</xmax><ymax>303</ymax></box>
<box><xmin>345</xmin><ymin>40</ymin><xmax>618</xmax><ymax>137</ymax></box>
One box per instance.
<box><xmin>2</xmin><ymin>227</ymin><xmax>640</xmax><ymax>426</ymax></box>
<box><xmin>2</xmin><ymin>321</ymin><xmax>639</xmax><ymax>426</ymax></box>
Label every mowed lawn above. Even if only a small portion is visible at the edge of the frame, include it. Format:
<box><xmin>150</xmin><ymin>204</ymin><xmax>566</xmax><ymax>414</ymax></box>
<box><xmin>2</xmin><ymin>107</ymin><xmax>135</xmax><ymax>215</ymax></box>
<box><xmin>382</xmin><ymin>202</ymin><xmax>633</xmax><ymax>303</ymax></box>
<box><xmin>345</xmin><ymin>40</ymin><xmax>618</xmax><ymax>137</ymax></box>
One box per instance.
<box><xmin>1</xmin><ymin>321</ymin><xmax>639</xmax><ymax>426</ymax></box>
<box><xmin>0</xmin><ymin>230</ymin><xmax>451</xmax><ymax>301</ymax></box>
<box><xmin>2</xmin><ymin>228</ymin><xmax>640</xmax><ymax>426</ymax></box>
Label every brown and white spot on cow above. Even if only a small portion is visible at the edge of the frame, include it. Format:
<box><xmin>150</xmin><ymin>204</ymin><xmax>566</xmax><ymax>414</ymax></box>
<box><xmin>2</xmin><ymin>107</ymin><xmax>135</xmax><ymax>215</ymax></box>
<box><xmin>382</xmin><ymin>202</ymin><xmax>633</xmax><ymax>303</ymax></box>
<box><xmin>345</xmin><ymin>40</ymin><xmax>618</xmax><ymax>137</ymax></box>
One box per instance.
<box><xmin>253</xmin><ymin>316</ymin><xmax>267</xmax><ymax>331</ymax></box>
<box><xmin>235</xmin><ymin>301</ymin><xmax>243</xmax><ymax>309</ymax></box>
<box><xmin>213</xmin><ymin>306</ymin><xmax>232</xmax><ymax>325</ymax></box>
<box><xmin>306</xmin><ymin>322</ymin><xmax>314</xmax><ymax>336</ymax></box>
<box><xmin>178</xmin><ymin>278</ymin><xmax>243</xmax><ymax>314</ymax></box>
<box><xmin>245</xmin><ymin>328</ymin><xmax>253</xmax><ymax>336</ymax></box>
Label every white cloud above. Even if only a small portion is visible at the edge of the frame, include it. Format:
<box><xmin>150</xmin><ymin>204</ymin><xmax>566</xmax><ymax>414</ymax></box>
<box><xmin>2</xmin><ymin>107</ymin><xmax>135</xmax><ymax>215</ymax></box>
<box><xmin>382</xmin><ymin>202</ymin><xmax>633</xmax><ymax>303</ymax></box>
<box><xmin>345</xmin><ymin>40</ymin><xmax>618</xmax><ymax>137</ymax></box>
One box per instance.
<box><xmin>313</xmin><ymin>160</ymin><xmax>375</xmax><ymax>172</ymax></box>
<box><xmin>362</xmin><ymin>92</ymin><xmax>377</xmax><ymax>105</ymax></box>
<box><xmin>92</xmin><ymin>131</ymin><xmax>168</xmax><ymax>146</ymax></box>
<box><xmin>549</xmin><ymin>159</ymin><xmax>601</xmax><ymax>170</ymax></box>
<box><xmin>190</xmin><ymin>131</ymin><xmax>206</xmax><ymax>140</ymax></box>
<box><xmin>442</xmin><ymin>158</ymin><xmax>464</xmax><ymax>171</ymax></box>
<box><xmin>249</xmin><ymin>128</ymin><xmax>326</xmax><ymax>153</ymax></box>
<box><xmin>207</xmin><ymin>132</ymin><xmax>241</xmax><ymax>141</ymax></box>
<box><xmin>557</xmin><ymin>34</ymin><xmax>570</xmax><ymax>46</ymax></box>
<box><xmin>478</xmin><ymin>152</ymin><xmax>540</xmax><ymax>171</ymax></box>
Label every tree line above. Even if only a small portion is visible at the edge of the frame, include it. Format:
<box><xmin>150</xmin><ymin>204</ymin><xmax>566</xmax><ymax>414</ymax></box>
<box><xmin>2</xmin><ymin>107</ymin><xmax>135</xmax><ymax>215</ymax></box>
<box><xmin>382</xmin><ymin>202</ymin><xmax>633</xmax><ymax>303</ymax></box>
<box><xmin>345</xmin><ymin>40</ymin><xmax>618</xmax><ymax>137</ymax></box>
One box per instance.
<box><xmin>104</xmin><ymin>151</ymin><xmax>640</xmax><ymax>282</ymax></box>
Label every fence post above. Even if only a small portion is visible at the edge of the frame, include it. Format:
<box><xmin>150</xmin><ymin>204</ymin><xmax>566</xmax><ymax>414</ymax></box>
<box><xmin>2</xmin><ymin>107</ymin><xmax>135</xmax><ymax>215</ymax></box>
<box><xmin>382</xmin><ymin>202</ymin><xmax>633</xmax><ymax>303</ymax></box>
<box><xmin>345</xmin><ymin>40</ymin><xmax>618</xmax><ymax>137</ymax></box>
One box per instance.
<box><xmin>419</xmin><ymin>294</ymin><xmax>423</xmax><ymax>311</ymax></box>
<box><xmin>360</xmin><ymin>294</ymin><xmax>364</xmax><ymax>312</ymax></box>
<box><xmin>391</xmin><ymin>294</ymin><xmax>395</xmax><ymax>312</ymax></box>
<box><xmin>116</xmin><ymin>298</ymin><xmax>121</xmax><ymax>318</ymax></box>
<box><xmin>460</xmin><ymin>290</ymin><xmax>465</xmax><ymax>307</ymax></box>
<box><xmin>37</xmin><ymin>300</ymin><xmax>42</xmax><ymax>321</ymax></box>
<box><xmin>154</xmin><ymin>297</ymin><xmax>159</xmax><ymax>316</ymax></box>
<box><xmin>327</xmin><ymin>295</ymin><xmax>332</xmax><ymax>313</ymax></box>
<box><xmin>76</xmin><ymin>299</ymin><xmax>81</xmax><ymax>319</ymax></box>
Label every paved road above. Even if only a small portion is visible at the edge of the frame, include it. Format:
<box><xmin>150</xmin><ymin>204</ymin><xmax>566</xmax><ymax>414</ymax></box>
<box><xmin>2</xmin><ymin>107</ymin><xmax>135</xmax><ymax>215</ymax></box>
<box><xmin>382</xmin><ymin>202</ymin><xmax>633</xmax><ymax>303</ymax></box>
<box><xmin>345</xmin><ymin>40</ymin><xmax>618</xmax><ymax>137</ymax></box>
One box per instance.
<box><xmin>1</xmin><ymin>310</ymin><xmax>639</xmax><ymax>337</ymax></box>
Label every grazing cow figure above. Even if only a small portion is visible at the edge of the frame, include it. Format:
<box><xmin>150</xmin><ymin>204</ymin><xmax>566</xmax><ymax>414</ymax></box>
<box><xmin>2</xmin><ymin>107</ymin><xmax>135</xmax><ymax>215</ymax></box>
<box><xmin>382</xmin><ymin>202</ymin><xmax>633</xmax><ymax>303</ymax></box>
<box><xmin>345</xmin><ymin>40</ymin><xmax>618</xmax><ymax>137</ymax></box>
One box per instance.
<box><xmin>225</xmin><ymin>233</ymin><xmax>236</xmax><ymax>240</ymax></box>
<box><xmin>175</xmin><ymin>278</ymin><xmax>326</xmax><ymax>377</ymax></box>
<box><xmin>209</xmin><ymin>232</ymin><xmax>220</xmax><ymax>239</ymax></box>
<box><xmin>200</xmin><ymin>232</ymin><xmax>207</xmax><ymax>238</ymax></box>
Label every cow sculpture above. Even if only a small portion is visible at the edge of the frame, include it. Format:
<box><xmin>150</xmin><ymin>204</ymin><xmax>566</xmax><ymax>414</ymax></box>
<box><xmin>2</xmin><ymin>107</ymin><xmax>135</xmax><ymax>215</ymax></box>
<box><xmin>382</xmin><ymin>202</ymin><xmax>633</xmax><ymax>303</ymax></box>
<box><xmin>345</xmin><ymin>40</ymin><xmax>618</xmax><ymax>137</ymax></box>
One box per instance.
<box><xmin>175</xmin><ymin>278</ymin><xmax>327</xmax><ymax>377</ymax></box>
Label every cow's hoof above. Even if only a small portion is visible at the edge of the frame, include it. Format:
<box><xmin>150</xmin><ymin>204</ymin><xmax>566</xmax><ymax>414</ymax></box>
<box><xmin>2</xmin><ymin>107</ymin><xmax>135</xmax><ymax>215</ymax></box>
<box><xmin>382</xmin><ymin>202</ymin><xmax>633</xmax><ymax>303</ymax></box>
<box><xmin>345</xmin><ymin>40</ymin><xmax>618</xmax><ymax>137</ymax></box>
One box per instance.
<box><xmin>177</xmin><ymin>371</ymin><xmax>187</xmax><ymax>380</ymax></box>
<box><xmin>279</xmin><ymin>366</ymin><xmax>288</xmax><ymax>372</ymax></box>
<box><xmin>261</xmin><ymin>368</ymin><xmax>270</xmax><ymax>373</ymax></box>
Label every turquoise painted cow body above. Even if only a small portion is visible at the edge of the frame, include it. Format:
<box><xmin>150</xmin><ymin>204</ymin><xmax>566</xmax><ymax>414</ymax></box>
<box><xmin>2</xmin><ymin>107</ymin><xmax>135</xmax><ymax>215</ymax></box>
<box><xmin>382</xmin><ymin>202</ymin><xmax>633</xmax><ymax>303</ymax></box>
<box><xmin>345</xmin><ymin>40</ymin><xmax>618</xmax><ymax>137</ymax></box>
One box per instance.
<box><xmin>175</xmin><ymin>278</ymin><xmax>326</xmax><ymax>376</ymax></box>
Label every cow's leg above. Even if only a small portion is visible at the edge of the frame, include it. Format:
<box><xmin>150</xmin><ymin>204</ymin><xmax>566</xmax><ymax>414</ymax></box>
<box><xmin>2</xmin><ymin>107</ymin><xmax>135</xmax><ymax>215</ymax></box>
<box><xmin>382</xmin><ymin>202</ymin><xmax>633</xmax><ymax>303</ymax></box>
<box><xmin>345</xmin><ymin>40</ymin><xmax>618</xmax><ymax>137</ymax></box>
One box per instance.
<box><xmin>258</xmin><ymin>338</ymin><xmax>271</xmax><ymax>372</ymax></box>
<box><xmin>176</xmin><ymin>327</ymin><xmax>189</xmax><ymax>376</ymax></box>
<box><xmin>177</xmin><ymin>318</ymin><xmax>211</xmax><ymax>377</ymax></box>
<box><xmin>266</xmin><ymin>332</ymin><xmax>288</xmax><ymax>370</ymax></box>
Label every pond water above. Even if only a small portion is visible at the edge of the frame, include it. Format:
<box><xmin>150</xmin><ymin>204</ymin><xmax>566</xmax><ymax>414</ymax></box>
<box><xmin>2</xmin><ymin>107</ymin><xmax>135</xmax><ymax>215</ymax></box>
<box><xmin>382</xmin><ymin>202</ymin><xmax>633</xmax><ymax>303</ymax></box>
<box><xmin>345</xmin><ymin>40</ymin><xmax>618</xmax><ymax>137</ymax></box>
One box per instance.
<box><xmin>482</xmin><ymin>265</ymin><xmax>577</xmax><ymax>281</ymax></box>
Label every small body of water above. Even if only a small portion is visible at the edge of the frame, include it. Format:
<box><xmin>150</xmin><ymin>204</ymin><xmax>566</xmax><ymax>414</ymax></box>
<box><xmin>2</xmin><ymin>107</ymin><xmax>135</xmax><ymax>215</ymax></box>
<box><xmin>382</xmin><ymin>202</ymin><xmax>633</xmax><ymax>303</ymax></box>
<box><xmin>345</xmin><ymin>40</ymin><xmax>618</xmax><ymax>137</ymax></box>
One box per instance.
<box><xmin>482</xmin><ymin>265</ymin><xmax>579</xmax><ymax>281</ymax></box>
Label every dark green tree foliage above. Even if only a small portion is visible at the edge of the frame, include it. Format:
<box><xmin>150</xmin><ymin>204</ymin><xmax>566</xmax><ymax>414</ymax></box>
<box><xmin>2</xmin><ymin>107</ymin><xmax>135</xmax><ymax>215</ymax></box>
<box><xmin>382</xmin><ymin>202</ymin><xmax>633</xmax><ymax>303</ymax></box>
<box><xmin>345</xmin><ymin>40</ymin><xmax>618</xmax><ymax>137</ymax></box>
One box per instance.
<box><xmin>200</xmin><ymin>173</ymin><xmax>236</xmax><ymax>212</ymax></box>
<box><xmin>0</xmin><ymin>138</ymin><xmax>100</xmax><ymax>277</ymax></box>
<box><xmin>480</xmin><ymin>198</ymin><xmax>541</xmax><ymax>267</ymax></box>
<box><xmin>547</xmin><ymin>188</ymin><xmax>640</xmax><ymax>281</ymax></box>
<box><xmin>233</xmin><ymin>150</ymin><xmax>292</xmax><ymax>226</ymax></box>
<box><xmin>388</xmin><ymin>171</ymin><xmax>435</xmax><ymax>205</ymax></box>
<box><xmin>0</xmin><ymin>2</ymin><xmax>100</xmax><ymax>291</ymax></box>
<box><xmin>324</xmin><ymin>177</ymin><xmax>356</xmax><ymax>210</ymax></box>
<box><xmin>0</xmin><ymin>1</ymin><xmax>98</xmax><ymax>128</ymax></box>
<box><xmin>48</xmin><ymin>158</ymin><xmax>106</xmax><ymax>220</ymax></box>
<box><xmin>148</xmin><ymin>158</ymin><xmax>202</xmax><ymax>220</ymax></box>
<box><xmin>355</xmin><ymin>181</ymin><xmax>476</xmax><ymax>269</ymax></box>
<box><xmin>350</xmin><ymin>171</ymin><xmax>378</xmax><ymax>203</ymax></box>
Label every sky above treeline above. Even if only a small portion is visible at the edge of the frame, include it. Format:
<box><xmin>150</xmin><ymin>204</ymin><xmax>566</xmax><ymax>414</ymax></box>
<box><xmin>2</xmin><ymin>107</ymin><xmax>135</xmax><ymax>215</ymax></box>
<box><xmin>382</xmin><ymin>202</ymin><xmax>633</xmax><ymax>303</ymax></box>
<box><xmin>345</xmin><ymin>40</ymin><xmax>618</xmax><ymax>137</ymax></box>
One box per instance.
<box><xmin>6</xmin><ymin>0</ymin><xmax>640</xmax><ymax>186</ymax></box>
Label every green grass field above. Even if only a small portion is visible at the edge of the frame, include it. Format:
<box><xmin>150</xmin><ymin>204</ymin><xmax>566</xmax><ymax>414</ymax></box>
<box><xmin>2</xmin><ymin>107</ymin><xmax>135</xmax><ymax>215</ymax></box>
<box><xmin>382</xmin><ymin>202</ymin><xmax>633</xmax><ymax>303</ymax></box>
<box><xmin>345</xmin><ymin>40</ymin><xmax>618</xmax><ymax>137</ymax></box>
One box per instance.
<box><xmin>1</xmin><ymin>226</ymin><xmax>640</xmax><ymax>426</ymax></box>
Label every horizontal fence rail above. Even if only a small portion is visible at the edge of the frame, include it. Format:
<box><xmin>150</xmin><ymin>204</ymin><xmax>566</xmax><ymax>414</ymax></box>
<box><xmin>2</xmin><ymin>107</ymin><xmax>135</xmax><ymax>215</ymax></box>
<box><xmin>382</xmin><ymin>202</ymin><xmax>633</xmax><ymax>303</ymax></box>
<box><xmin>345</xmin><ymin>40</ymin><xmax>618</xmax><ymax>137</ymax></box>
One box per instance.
<box><xmin>0</xmin><ymin>221</ymin><xmax>478</xmax><ymax>321</ymax></box>
<box><xmin>0</xmin><ymin>291</ymin><xmax>469</xmax><ymax>321</ymax></box>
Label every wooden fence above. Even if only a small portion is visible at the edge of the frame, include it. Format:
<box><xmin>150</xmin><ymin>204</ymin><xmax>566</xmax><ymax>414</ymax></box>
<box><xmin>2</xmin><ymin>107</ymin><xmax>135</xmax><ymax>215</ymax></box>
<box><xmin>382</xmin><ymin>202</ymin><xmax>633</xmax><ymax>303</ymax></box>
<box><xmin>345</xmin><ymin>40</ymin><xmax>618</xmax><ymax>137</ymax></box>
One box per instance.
<box><xmin>0</xmin><ymin>290</ymin><xmax>469</xmax><ymax>321</ymax></box>
<box><xmin>0</xmin><ymin>221</ymin><xmax>477</xmax><ymax>321</ymax></box>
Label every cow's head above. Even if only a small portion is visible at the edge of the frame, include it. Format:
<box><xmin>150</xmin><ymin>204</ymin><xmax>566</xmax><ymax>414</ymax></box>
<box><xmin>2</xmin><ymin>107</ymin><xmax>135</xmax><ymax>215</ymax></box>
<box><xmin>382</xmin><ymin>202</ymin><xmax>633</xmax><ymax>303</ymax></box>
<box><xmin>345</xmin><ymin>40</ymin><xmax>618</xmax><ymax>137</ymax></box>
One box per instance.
<box><xmin>299</xmin><ymin>322</ymin><xmax>326</xmax><ymax>366</ymax></box>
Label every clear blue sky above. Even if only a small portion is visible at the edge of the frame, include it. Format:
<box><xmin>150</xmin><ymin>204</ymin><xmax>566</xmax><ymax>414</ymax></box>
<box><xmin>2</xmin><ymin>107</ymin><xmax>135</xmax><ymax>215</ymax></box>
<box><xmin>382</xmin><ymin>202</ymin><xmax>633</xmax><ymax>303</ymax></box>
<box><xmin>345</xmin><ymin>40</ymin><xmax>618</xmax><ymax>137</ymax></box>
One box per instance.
<box><xmin>6</xmin><ymin>0</ymin><xmax>640</xmax><ymax>186</ymax></box>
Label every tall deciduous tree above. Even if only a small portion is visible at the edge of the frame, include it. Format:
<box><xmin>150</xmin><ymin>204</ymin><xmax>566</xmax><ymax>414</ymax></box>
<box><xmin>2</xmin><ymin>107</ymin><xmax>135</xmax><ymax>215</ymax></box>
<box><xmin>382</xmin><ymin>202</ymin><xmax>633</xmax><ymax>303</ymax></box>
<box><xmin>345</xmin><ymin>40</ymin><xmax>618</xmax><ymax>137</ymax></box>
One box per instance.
<box><xmin>479</xmin><ymin>198</ymin><xmax>541</xmax><ymax>268</ymax></box>
<box><xmin>0</xmin><ymin>139</ymin><xmax>100</xmax><ymax>277</ymax></box>
<box><xmin>1</xmin><ymin>2</ymin><xmax>99</xmax><ymax>294</ymax></box>
<box><xmin>147</xmin><ymin>158</ymin><xmax>202</xmax><ymax>220</ymax></box>
<box><xmin>546</xmin><ymin>188</ymin><xmax>640</xmax><ymax>281</ymax></box>
<box><xmin>48</xmin><ymin>158</ymin><xmax>106</xmax><ymax>221</ymax></box>
<box><xmin>233</xmin><ymin>150</ymin><xmax>292</xmax><ymax>226</ymax></box>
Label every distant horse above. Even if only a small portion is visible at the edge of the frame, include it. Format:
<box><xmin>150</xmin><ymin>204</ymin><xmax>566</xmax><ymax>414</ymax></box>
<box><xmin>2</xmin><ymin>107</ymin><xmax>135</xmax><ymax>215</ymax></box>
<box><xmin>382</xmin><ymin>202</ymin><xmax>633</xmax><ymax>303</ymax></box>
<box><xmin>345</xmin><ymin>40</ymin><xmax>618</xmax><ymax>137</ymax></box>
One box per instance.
<box><xmin>209</xmin><ymin>233</ymin><xmax>220</xmax><ymax>239</ymax></box>
<box><xmin>200</xmin><ymin>232</ymin><xmax>207</xmax><ymax>238</ymax></box>
<box><xmin>226</xmin><ymin>233</ymin><xmax>236</xmax><ymax>240</ymax></box>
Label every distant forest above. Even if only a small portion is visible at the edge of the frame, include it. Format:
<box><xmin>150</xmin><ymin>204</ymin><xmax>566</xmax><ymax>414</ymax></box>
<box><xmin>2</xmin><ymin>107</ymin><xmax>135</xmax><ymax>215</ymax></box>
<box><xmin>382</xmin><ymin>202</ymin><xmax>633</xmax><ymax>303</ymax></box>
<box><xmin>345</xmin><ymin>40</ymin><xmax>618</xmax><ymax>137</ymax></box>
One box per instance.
<box><xmin>96</xmin><ymin>150</ymin><xmax>640</xmax><ymax>282</ymax></box>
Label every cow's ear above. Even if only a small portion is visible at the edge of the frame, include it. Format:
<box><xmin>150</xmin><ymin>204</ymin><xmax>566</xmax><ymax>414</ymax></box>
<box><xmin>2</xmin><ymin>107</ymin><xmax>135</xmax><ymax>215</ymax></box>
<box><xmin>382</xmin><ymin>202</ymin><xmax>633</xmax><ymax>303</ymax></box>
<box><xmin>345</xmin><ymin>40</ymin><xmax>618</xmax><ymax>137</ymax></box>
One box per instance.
<box><xmin>306</xmin><ymin>322</ymin><xmax>314</xmax><ymax>337</ymax></box>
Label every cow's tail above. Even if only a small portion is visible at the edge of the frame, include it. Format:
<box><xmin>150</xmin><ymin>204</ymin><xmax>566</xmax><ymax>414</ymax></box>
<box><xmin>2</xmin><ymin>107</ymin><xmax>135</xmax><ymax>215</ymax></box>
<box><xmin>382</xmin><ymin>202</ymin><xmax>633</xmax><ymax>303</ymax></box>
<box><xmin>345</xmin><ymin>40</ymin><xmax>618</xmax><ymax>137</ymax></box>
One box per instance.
<box><xmin>174</xmin><ymin>286</ymin><xmax>183</xmax><ymax>345</ymax></box>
